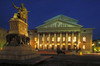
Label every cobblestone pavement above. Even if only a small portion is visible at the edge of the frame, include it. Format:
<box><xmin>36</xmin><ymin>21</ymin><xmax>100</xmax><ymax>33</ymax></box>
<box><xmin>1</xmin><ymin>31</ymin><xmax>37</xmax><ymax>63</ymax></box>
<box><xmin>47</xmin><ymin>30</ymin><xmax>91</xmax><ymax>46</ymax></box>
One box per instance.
<box><xmin>34</xmin><ymin>54</ymin><xmax>100</xmax><ymax>66</ymax></box>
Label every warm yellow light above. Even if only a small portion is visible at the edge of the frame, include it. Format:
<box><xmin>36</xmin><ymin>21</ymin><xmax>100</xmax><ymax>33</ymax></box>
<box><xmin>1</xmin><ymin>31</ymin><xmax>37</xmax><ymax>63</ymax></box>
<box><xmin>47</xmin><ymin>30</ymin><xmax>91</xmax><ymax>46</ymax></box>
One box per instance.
<box><xmin>42</xmin><ymin>37</ymin><xmax>44</xmax><ymax>41</ymax></box>
<box><xmin>83</xmin><ymin>45</ymin><xmax>85</xmax><ymax>49</ymax></box>
<box><xmin>75</xmin><ymin>47</ymin><xmax>76</xmax><ymax>49</ymax></box>
<box><xmin>68</xmin><ymin>36</ymin><xmax>71</xmax><ymax>42</ymax></box>
<box><xmin>40</xmin><ymin>44</ymin><xmax>42</xmax><ymax>47</ymax></box>
<box><xmin>68</xmin><ymin>43</ymin><xmax>71</xmax><ymax>45</ymax></box>
<box><xmin>63</xmin><ymin>43</ymin><xmax>65</xmax><ymax>45</ymax></box>
<box><xmin>50</xmin><ymin>44</ymin><xmax>52</xmax><ymax>47</ymax></box>
<box><xmin>52</xmin><ymin>37</ymin><xmax>54</xmax><ymax>42</ymax></box>
<box><xmin>55</xmin><ymin>44</ymin><xmax>57</xmax><ymax>47</ymax></box>
<box><xmin>57</xmin><ymin>43</ymin><xmax>60</xmax><ymax>45</ymax></box>
<box><xmin>83</xmin><ymin>36</ymin><xmax>86</xmax><ymax>42</ymax></box>
<box><xmin>52</xmin><ymin>43</ymin><xmax>54</xmax><ymax>45</ymax></box>
<box><xmin>35</xmin><ymin>45</ymin><xmax>36</xmax><ymax>48</ymax></box>
<box><xmin>74</xmin><ymin>43</ymin><xmax>76</xmax><ymax>45</ymax></box>
<box><xmin>63</xmin><ymin>37</ymin><xmax>65</xmax><ymax>41</ymax></box>
<box><xmin>57</xmin><ymin>37</ymin><xmax>60</xmax><ymax>42</ymax></box>
<box><xmin>92</xmin><ymin>43</ymin><xmax>94</xmax><ymax>46</ymax></box>
<box><xmin>73</xmin><ymin>36</ymin><xmax>76</xmax><ymax>42</ymax></box>
<box><xmin>47</xmin><ymin>37</ymin><xmax>49</xmax><ymax>41</ymax></box>
<box><xmin>45</xmin><ymin>44</ymin><xmax>47</xmax><ymax>47</ymax></box>
<box><xmin>61</xmin><ymin>45</ymin><xmax>62</xmax><ymax>47</ymax></box>
<box><xmin>80</xmin><ymin>51</ymin><xmax>82</xmax><ymax>55</ymax></box>
<box><xmin>35</xmin><ymin>37</ymin><xmax>37</xmax><ymax>41</ymax></box>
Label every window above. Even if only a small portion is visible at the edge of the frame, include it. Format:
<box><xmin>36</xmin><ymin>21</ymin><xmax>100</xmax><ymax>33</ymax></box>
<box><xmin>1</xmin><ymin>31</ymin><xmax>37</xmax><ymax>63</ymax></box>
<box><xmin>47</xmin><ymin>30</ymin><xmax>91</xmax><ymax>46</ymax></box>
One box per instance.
<box><xmin>83</xmin><ymin>36</ymin><xmax>86</xmax><ymax>42</ymax></box>
<box><xmin>73</xmin><ymin>36</ymin><xmax>76</xmax><ymax>42</ymax></box>
<box><xmin>83</xmin><ymin>45</ymin><xmax>85</xmax><ymax>49</ymax></box>
<box><xmin>52</xmin><ymin>37</ymin><xmax>54</xmax><ymax>42</ymax></box>
<box><xmin>63</xmin><ymin>37</ymin><xmax>65</xmax><ymax>42</ymax></box>
<box><xmin>57</xmin><ymin>37</ymin><xmax>60</xmax><ymax>42</ymax></box>
<box><xmin>68</xmin><ymin>36</ymin><xmax>71</xmax><ymax>42</ymax></box>
<box><xmin>35</xmin><ymin>37</ymin><xmax>37</xmax><ymax>41</ymax></box>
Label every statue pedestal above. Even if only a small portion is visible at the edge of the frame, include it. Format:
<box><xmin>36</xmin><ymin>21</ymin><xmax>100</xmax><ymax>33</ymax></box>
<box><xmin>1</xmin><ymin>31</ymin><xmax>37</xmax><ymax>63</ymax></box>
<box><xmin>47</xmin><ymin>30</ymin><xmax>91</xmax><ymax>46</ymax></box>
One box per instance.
<box><xmin>0</xmin><ymin>17</ymin><xmax>39</xmax><ymax>61</ymax></box>
<box><xmin>9</xmin><ymin>18</ymin><xmax>28</xmax><ymax>37</ymax></box>
<box><xmin>0</xmin><ymin>45</ymin><xmax>39</xmax><ymax>60</ymax></box>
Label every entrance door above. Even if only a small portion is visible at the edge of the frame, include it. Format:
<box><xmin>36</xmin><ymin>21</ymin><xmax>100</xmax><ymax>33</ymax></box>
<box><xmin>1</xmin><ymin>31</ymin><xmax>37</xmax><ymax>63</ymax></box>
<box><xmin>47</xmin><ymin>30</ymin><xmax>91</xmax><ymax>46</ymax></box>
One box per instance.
<box><xmin>57</xmin><ymin>45</ymin><xmax>60</xmax><ymax>50</ymax></box>
<box><xmin>68</xmin><ymin>45</ymin><xmax>71</xmax><ymax>51</ymax></box>
<box><xmin>62</xmin><ymin>45</ymin><xmax>65</xmax><ymax>50</ymax></box>
<box><xmin>52</xmin><ymin>45</ymin><xmax>54</xmax><ymax>50</ymax></box>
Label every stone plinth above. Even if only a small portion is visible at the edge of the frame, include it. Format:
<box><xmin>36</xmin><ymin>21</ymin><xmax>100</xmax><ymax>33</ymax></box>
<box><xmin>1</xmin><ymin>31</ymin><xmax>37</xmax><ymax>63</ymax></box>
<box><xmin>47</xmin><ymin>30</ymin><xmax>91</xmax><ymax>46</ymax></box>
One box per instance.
<box><xmin>9</xmin><ymin>18</ymin><xmax>28</xmax><ymax>37</ymax></box>
<box><xmin>0</xmin><ymin>45</ymin><xmax>39</xmax><ymax>60</ymax></box>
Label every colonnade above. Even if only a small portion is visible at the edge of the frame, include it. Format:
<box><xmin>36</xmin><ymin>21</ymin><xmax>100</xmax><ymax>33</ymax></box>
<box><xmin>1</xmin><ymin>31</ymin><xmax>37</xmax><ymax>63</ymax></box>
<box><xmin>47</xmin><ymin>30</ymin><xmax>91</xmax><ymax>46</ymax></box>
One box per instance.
<box><xmin>37</xmin><ymin>32</ymin><xmax>80</xmax><ymax>50</ymax></box>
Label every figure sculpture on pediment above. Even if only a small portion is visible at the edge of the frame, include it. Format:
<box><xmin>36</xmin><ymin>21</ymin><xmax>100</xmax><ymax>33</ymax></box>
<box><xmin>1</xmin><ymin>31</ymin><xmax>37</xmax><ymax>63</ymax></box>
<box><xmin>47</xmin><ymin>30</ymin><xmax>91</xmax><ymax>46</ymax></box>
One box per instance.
<box><xmin>12</xmin><ymin>2</ymin><xmax>28</xmax><ymax>23</ymax></box>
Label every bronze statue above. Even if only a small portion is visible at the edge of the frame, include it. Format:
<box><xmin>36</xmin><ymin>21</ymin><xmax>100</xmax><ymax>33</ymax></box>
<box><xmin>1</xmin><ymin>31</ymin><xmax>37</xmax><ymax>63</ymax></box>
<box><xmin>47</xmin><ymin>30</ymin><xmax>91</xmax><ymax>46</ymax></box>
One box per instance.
<box><xmin>12</xmin><ymin>2</ymin><xmax>28</xmax><ymax>23</ymax></box>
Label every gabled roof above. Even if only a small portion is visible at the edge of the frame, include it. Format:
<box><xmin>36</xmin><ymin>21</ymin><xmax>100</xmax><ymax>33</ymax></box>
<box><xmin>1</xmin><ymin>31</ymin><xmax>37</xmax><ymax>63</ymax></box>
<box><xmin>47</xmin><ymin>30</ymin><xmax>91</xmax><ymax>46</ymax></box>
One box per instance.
<box><xmin>36</xmin><ymin>15</ymin><xmax>82</xmax><ymax>29</ymax></box>
<box><xmin>44</xmin><ymin>14</ymin><xmax>78</xmax><ymax>24</ymax></box>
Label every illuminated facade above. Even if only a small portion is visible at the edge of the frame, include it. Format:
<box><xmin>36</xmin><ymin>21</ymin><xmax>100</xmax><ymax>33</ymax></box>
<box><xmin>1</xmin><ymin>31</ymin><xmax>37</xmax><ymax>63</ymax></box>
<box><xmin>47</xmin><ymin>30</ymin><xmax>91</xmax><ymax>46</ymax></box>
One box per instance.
<box><xmin>29</xmin><ymin>15</ymin><xmax>94</xmax><ymax>52</ymax></box>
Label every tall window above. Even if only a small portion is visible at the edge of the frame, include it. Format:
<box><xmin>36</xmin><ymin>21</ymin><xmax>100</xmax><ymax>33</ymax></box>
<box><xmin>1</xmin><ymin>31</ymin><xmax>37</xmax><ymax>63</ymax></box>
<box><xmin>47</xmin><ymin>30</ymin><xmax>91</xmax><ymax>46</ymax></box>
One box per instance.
<box><xmin>83</xmin><ymin>45</ymin><xmax>85</xmax><ymax>49</ymax></box>
<box><xmin>68</xmin><ymin>36</ymin><xmax>71</xmax><ymax>42</ymax></box>
<box><xmin>73</xmin><ymin>36</ymin><xmax>76</xmax><ymax>42</ymax></box>
<box><xmin>52</xmin><ymin>37</ymin><xmax>54</xmax><ymax>42</ymax></box>
<box><xmin>63</xmin><ymin>37</ymin><xmax>65</xmax><ymax>42</ymax></box>
<box><xmin>57</xmin><ymin>37</ymin><xmax>60</xmax><ymax>42</ymax></box>
<box><xmin>35</xmin><ymin>37</ymin><xmax>37</xmax><ymax>41</ymax></box>
<box><xmin>83</xmin><ymin>36</ymin><xmax>86</xmax><ymax>42</ymax></box>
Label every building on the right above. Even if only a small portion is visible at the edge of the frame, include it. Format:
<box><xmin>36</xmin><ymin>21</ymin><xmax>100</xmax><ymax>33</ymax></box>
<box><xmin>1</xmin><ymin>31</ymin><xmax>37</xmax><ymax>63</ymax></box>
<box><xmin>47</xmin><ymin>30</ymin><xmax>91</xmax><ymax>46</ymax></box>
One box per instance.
<box><xmin>80</xmin><ymin>28</ymin><xmax>95</xmax><ymax>52</ymax></box>
<box><xmin>29</xmin><ymin>15</ymin><xmax>95</xmax><ymax>52</ymax></box>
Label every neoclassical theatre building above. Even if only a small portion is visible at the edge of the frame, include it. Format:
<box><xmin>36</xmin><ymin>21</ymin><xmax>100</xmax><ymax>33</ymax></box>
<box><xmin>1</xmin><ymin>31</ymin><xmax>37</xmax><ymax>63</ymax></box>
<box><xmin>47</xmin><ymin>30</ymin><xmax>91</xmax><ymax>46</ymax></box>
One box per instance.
<box><xmin>29</xmin><ymin>15</ymin><xmax>94</xmax><ymax>52</ymax></box>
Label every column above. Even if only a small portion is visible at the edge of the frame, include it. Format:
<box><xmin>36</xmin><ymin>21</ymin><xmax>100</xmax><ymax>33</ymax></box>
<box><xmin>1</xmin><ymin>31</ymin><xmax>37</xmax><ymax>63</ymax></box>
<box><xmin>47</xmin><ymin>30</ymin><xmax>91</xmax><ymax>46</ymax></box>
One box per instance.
<box><xmin>78</xmin><ymin>32</ymin><xmax>80</xmax><ymax>49</ymax></box>
<box><xmin>71</xmin><ymin>32</ymin><xmax>74</xmax><ymax>49</ymax></box>
<box><xmin>65</xmin><ymin>33</ymin><xmax>68</xmax><ymax>50</ymax></box>
<box><xmin>60</xmin><ymin>33</ymin><xmax>62</xmax><ymax>49</ymax></box>
<box><xmin>38</xmin><ymin>33</ymin><xmax>40</xmax><ymax>49</ymax></box>
<box><xmin>54</xmin><ymin>33</ymin><xmax>56</xmax><ymax>50</ymax></box>
<box><xmin>49</xmin><ymin>33</ymin><xmax>51</xmax><ymax>49</ymax></box>
<box><xmin>43</xmin><ymin>33</ymin><xmax>45</xmax><ymax>50</ymax></box>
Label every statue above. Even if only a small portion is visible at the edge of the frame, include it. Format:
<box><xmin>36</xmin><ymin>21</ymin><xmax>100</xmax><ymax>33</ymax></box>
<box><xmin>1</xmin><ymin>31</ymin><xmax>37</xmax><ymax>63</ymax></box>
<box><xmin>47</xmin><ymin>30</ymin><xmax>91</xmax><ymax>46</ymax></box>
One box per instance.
<box><xmin>12</xmin><ymin>2</ymin><xmax>28</xmax><ymax>23</ymax></box>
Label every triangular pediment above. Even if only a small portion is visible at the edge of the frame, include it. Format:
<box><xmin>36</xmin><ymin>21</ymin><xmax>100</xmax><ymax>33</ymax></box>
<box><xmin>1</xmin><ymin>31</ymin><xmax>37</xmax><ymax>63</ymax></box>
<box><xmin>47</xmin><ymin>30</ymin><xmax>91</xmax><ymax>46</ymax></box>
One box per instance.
<box><xmin>43</xmin><ymin>21</ymin><xmax>78</xmax><ymax>28</ymax></box>
<box><xmin>36</xmin><ymin>15</ymin><xmax>83</xmax><ymax>29</ymax></box>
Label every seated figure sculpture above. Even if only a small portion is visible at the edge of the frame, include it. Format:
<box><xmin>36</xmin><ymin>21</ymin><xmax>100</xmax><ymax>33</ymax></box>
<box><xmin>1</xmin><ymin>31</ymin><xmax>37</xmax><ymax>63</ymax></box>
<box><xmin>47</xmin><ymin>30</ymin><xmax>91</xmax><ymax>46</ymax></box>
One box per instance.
<box><xmin>12</xmin><ymin>2</ymin><xmax>28</xmax><ymax>23</ymax></box>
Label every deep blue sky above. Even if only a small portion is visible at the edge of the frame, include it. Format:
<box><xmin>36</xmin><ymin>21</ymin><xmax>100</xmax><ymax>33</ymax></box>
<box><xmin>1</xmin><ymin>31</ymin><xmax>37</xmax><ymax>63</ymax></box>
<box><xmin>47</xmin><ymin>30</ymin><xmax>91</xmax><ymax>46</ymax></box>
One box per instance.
<box><xmin>0</xmin><ymin>0</ymin><xmax>100</xmax><ymax>40</ymax></box>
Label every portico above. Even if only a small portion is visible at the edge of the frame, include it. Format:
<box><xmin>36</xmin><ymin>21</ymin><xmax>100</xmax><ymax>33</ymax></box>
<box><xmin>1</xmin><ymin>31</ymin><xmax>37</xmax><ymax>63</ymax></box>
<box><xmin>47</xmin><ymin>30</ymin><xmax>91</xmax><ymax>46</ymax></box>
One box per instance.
<box><xmin>29</xmin><ymin>15</ymin><xmax>94</xmax><ymax>52</ymax></box>
<box><xmin>37</xmin><ymin>32</ymin><xmax>80</xmax><ymax>50</ymax></box>
<box><xmin>36</xmin><ymin>15</ymin><xmax>82</xmax><ymax>51</ymax></box>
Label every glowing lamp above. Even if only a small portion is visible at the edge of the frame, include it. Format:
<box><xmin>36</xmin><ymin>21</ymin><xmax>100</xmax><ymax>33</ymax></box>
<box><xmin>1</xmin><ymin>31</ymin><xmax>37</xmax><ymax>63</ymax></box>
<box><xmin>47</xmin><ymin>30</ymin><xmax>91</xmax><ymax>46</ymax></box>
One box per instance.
<box><xmin>45</xmin><ymin>44</ymin><xmax>46</xmax><ymax>47</ymax></box>
<box><xmin>50</xmin><ymin>44</ymin><xmax>52</xmax><ymax>47</ymax></box>
<box><xmin>40</xmin><ymin>44</ymin><xmax>42</xmax><ymax>47</ymax></box>
<box><xmin>55</xmin><ymin>44</ymin><xmax>57</xmax><ymax>47</ymax></box>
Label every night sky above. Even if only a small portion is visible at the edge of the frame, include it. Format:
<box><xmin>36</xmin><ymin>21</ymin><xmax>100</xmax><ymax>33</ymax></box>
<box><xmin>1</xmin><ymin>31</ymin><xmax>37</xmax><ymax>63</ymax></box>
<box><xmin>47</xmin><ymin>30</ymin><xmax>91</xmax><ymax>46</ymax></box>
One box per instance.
<box><xmin>0</xmin><ymin>0</ymin><xmax>100</xmax><ymax>40</ymax></box>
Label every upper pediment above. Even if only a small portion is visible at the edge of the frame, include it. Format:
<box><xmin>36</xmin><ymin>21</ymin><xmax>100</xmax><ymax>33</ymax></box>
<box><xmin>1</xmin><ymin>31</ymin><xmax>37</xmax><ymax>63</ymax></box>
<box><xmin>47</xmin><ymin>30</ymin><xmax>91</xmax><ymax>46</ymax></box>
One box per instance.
<box><xmin>43</xmin><ymin>21</ymin><xmax>79</xmax><ymax>28</ymax></box>
<box><xmin>36</xmin><ymin>15</ymin><xmax>82</xmax><ymax>29</ymax></box>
